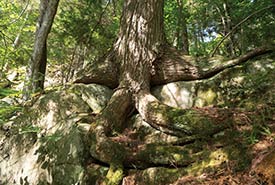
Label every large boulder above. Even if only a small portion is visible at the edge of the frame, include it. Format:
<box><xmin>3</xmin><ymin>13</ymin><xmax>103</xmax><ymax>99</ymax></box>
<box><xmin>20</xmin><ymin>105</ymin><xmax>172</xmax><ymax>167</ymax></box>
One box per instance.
<box><xmin>0</xmin><ymin>84</ymin><xmax>112</xmax><ymax>185</ymax></box>
<box><xmin>153</xmin><ymin>58</ymin><xmax>275</xmax><ymax>109</ymax></box>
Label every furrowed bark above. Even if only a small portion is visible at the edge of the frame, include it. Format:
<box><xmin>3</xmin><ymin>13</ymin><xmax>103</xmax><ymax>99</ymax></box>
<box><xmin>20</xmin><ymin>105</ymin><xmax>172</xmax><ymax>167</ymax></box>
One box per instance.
<box><xmin>85</xmin><ymin>0</ymin><xmax>274</xmax><ymax>182</ymax></box>
<box><xmin>74</xmin><ymin>51</ymin><xmax>119</xmax><ymax>88</ymax></box>
<box><xmin>75</xmin><ymin>46</ymin><xmax>274</xmax><ymax>87</ymax></box>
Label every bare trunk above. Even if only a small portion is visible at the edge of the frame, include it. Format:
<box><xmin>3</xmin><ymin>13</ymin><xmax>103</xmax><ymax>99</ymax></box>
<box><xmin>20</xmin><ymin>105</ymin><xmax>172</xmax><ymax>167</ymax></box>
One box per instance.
<box><xmin>23</xmin><ymin>0</ymin><xmax>59</xmax><ymax>99</ymax></box>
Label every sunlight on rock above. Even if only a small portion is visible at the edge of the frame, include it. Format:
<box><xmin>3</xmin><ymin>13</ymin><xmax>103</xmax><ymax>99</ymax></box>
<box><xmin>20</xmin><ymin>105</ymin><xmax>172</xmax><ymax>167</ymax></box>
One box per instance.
<box><xmin>153</xmin><ymin>82</ymin><xmax>195</xmax><ymax>109</ymax></box>
<box><xmin>0</xmin><ymin>86</ymin><xmax>96</xmax><ymax>184</ymax></box>
<box><xmin>195</xmin><ymin>88</ymin><xmax>217</xmax><ymax>107</ymax></box>
<box><xmin>0</xmin><ymin>142</ymin><xmax>52</xmax><ymax>184</ymax></box>
<box><xmin>71</xmin><ymin>84</ymin><xmax>112</xmax><ymax>113</ymax></box>
<box><xmin>39</xmin><ymin>100</ymin><xmax>56</xmax><ymax>131</ymax></box>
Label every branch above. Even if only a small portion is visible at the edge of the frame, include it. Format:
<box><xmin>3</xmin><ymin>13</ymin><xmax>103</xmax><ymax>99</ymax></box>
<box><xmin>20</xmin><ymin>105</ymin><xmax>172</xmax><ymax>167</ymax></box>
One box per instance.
<box><xmin>151</xmin><ymin>46</ymin><xmax>274</xmax><ymax>85</ymax></box>
<box><xmin>0</xmin><ymin>0</ymin><xmax>30</xmax><ymax>28</ymax></box>
<box><xmin>74</xmin><ymin>46</ymin><xmax>273</xmax><ymax>87</ymax></box>
<box><xmin>202</xmin><ymin>46</ymin><xmax>274</xmax><ymax>79</ymax></box>
<box><xmin>210</xmin><ymin>4</ymin><xmax>275</xmax><ymax>57</ymax></box>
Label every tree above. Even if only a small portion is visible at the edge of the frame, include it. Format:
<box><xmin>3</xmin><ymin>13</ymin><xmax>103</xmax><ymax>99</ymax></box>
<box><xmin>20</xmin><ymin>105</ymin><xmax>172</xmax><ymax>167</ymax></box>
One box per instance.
<box><xmin>73</xmin><ymin>0</ymin><xmax>274</xmax><ymax>184</ymax></box>
<box><xmin>176</xmin><ymin>0</ymin><xmax>189</xmax><ymax>54</ymax></box>
<box><xmin>23</xmin><ymin>0</ymin><xmax>59</xmax><ymax>99</ymax></box>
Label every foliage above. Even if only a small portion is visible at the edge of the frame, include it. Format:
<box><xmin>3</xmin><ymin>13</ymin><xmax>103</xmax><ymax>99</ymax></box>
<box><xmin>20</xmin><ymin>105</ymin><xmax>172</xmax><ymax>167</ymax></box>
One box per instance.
<box><xmin>47</xmin><ymin>0</ymin><xmax>122</xmax><ymax>83</ymax></box>
<box><xmin>164</xmin><ymin>0</ymin><xmax>275</xmax><ymax>56</ymax></box>
<box><xmin>217</xmin><ymin>58</ymin><xmax>275</xmax><ymax>108</ymax></box>
<box><xmin>1</xmin><ymin>0</ymin><xmax>273</xmax><ymax>84</ymax></box>
<box><xmin>0</xmin><ymin>102</ymin><xmax>22</xmax><ymax>125</ymax></box>
<box><xmin>0</xmin><ymin>87</ymin><xmax>18</xmax><ymax>98</ymax></box>
<box><xmin>0</xmin><ymin>0</ymin><xmax>37</xmax><ymax>76</ymax></box>
<box><xmin>0</xmin><ymin>0</ymin><xmax>122</xmax><ymax>84</ymax></box>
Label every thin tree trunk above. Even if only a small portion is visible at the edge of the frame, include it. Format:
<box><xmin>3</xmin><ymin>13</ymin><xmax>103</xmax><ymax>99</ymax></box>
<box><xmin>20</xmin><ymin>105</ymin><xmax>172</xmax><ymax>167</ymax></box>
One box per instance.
<box><xmin>23</xmin><ymin>0</ymin><xmax>59</xmax><ymax>99</ymax></box>
<box><xmin>176</xmin><ymin>0</ymin><xmax>189</xmax><ymax>54</ymax></box>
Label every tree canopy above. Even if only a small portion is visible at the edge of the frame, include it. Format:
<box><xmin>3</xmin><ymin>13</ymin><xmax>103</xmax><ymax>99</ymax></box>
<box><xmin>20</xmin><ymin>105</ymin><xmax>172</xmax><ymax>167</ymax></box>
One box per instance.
<box><xmin>1</xmin><ymin>0</ymin><xmax>274</xmax><ymax>82</ymax></box>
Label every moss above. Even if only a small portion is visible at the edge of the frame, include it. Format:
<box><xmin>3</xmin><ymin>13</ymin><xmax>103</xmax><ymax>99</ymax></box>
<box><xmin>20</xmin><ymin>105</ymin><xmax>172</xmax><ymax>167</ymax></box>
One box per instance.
<box><xmin>145</xmin><ymin>168</ymin><xmax>186</xmax><ymax>185</ymax></box>
<box><xmin>166</xmin><ymin>107</ymin><xmax>215</xmax><ymax>136</ymax></box>
<box><xmin>136</xmin><ymin>143</ymin><xmax>194</xmax><ymax>166</ymax></box>
<box><xmin>186</xmin><ymin>149</ymin><xmax>228</xmax><ymax>175</ymax></box>
<box><xmin>104</xmin><ymin>163</ymin><xmax>124</xmax><ymax>185</ymax></box>
<box><xmin>87</xmin><ymin>164</ymin><xmax>108</xmax><ymax>184</ymax></box>
<box><xmin>148</xmin><ymin>100</ymin><xmax>227</xmax><ymax>137</ymax></box>
<box><xmin>196</xmin><ymin>88</ymin><xmax>217</xmax><ymax>107</ymax></box>
<box><xmin>127</xmin><ymin>167</ymin><xmax>187</xmax><ymax>185</ymax></box>
<box><xmin>214</xmin><ymin>130</ymin><xmax>251</xmax><ymax>171</ymax></box>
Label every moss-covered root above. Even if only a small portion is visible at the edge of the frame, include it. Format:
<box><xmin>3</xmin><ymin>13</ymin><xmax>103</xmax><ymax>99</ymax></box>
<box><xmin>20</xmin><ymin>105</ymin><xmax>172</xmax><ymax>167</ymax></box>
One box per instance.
<box><xmin>103</xmin><ymin>163</ymin><xmax>124</xmax><ymax>185</ymax></box>
<box><xmin>136</xmin><ymin>91</ymin><xmax>232</xmax><ymax>137</ymax></box>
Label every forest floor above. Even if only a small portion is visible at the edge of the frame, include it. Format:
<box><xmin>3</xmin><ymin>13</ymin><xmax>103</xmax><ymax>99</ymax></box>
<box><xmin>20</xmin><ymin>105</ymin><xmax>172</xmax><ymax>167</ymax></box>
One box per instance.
<box><xmin>1</xmin><ymin>64</ymin><xmax>275</xmax><ymax>184</ymax></box>
<box><xmin>172</xmin><ymin>106</ymin><xmax>275</xmax><ymax>185</ymax></box>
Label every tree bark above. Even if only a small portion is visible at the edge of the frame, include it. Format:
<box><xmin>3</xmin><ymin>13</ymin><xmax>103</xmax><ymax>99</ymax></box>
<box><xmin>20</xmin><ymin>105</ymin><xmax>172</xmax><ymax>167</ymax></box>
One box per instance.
<box><xmin>84</xmin><ymin>1</ymin><xmax>274</xmax><ymax>183</ymax></box>
<box><xmin>75</xmin><ymin>46</ymin><xmax>273</xmax><ymax>87</ymax></box>
<box><xmin>23</xmin><ymin>0</ymin><xmax>59</xmax><ymax>99</ymax></box>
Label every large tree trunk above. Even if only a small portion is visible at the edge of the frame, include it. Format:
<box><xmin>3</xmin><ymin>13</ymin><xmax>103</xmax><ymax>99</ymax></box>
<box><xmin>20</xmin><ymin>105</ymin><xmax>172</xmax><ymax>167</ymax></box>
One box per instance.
<box><xmin>84</xmin><ymin>0</ymin><xmax>274</xmax><ymax>184</ymax></box>
<box><xmin>23</xmin><ymin>0</ymin><xmax>59</xmax><ymax>100</ymax></box>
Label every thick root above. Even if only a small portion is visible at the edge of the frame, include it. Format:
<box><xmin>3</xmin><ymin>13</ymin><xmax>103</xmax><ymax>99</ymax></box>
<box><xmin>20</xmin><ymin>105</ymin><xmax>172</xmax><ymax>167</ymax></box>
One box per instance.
<box><xmin>135</xmin><ymin>90</ymin><xmax>232</xmax><ymax>137</ymax></box>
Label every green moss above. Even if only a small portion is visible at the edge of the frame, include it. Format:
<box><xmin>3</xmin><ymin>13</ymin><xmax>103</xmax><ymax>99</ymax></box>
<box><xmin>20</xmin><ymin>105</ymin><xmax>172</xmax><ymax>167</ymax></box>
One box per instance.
<box><xmin>87</xmin><ymin>164</ymin><xmax>108</xmax><ymax>184</ymax></box>
<box><xmin>148</xmin><ymin>101</ymin><xmax>226</xmax><ymax>137</ymax></box>
<box><xmin>136</xmin><ymin>143</ymin><xmax>193</xmax><ymax>166</ymax></box>
<box><xmin>166</xmin><ymin>107</ymin><xmax>215</xmax><ymax>136</ymax></box>
<box><xmin>104</xmin><ymin>163</ymin><xmax>124</xmax><ymax>185</ymax></box>
<box><xmin>196</xmin><ymin>88</ymin><xmax>217</xmax><ymax>107</ymax></box>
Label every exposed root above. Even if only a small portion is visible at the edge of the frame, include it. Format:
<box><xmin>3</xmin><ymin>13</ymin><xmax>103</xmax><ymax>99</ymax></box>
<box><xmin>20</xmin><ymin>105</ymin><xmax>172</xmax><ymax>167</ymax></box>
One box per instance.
<box><xmin>152</xmin><ymin>45</ymin><xmax>274</xmax><ymax>85</ymax></box>
<box><xmin>135</xmin><ymin>90</ymin><xmax>232</xmax><ymax>137</ymax></box>
<box><xmin>85</xmin><ymin>101</ymin><xmax>275</xmax><ymax>184</ymax></box>
<box><xmin>74</xmin><ymin>46</ymin><xmax>274</xmax><ymax>87</ymax></box>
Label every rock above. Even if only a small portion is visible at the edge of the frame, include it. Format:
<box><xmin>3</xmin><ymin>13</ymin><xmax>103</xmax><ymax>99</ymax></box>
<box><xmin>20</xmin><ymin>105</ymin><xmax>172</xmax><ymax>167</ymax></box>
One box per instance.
<box><xmin>7</xmin><ymin>71</ymin><xmax>18</xmax><ymax>82</ymax></box>
<box><xmin>0</xmin><ymin>84</ymin><xmax>112</xmax><ymax>185</ymax></box>
<box><xmin>0</xmin><ymin>96</ymin><xmax>17</xmax><ymax>105</ymax></box>
<box><xmin>152</xmin><ymin>80</ymin><xmax>219</xmax><ymax>109</ymax></box>
<box><xmin>71</xmin><ymin>83</ymin><xmax>113</xmax><ymax>113</ymax></box>
<box><xmin>152</xmin><ymin>81</ymin><xmax>196</xmax><ymax>109</ymax></box>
